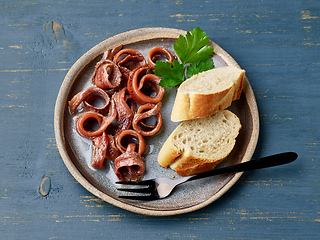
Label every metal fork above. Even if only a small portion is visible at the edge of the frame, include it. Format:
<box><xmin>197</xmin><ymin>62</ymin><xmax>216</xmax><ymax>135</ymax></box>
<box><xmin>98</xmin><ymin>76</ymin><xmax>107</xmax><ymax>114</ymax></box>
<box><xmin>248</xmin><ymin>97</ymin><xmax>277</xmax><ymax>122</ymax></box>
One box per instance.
<box><xmin>116</xmin><ymin>152</ymin><xmax>298</xmax><ymax>200</ymax></box>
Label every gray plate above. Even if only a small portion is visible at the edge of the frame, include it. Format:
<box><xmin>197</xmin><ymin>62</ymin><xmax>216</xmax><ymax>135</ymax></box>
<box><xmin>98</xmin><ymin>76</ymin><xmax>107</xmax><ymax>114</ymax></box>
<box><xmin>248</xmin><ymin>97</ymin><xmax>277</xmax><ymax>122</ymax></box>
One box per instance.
<box><xmin>54</xmin><ymin>27</ymin><xmax>259</xmax><ymax>216</ymax></box>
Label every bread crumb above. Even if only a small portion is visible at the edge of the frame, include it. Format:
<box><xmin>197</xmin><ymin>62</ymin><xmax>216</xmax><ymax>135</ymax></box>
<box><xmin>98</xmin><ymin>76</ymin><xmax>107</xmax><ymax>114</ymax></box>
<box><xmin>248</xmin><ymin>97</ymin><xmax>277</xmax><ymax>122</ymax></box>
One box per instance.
<box><xmin>172</xmin><ymin>174</ymin><xmax>175</xmax><ymax>178</ymax></box>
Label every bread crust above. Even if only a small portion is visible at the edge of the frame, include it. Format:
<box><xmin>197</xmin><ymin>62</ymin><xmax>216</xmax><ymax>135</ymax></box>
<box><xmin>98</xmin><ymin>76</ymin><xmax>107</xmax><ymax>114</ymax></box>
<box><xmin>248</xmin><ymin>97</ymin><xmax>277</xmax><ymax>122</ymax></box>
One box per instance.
<box><xmin>157</xmin><ymin>133</ymin><xmax>181</xmax><ymax>168</ymax></box>
<box><xmin>170</xmin><ymin>92</ymin><xmax>192</xmax><ymax>122</ymax></box>
<box><xmin>158</xmin><ymin>110</ymin><xmax>241</xmax><ymax>176</ymax></box>
<box><xmin>190</xmin><ymin>87</ymin><xmax>231</xmax><ymax>119</ymax></box>
<box><xmin>171</xmin><ymin>66</ymin><xmax>245</xmax><ymax>122</ymax></box>
<box><xmin>171</xmin><ymin>153</ymin><xmax>227</xmax><ymax>177</ymax></box>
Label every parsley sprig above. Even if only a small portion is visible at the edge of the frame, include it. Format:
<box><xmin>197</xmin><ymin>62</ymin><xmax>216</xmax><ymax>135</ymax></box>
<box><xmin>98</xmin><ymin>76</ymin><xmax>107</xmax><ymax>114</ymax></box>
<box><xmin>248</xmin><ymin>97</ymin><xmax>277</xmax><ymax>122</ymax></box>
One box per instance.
<box><xmin>154</xmin><ymin>27</ymin><xmax>214</xmax><ymax>87</ymax></box>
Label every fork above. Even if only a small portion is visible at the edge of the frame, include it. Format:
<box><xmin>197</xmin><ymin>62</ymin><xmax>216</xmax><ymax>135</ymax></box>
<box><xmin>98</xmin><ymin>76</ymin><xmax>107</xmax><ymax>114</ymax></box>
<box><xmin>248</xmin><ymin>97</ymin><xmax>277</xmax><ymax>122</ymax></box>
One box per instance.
<box><xmin>116</xmin><ymin>152</ymin><xmax>298</xmax><ymax>200</ymax></box>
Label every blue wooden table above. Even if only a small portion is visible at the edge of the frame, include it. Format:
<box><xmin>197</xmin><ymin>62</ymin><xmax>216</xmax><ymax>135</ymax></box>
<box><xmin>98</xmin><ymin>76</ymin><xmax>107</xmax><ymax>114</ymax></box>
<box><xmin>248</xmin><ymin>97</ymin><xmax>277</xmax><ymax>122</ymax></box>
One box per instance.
<box><xmin>1</xmin><ymin>0</ymin><xmax>319</xmax><ymax>239</ymax></box>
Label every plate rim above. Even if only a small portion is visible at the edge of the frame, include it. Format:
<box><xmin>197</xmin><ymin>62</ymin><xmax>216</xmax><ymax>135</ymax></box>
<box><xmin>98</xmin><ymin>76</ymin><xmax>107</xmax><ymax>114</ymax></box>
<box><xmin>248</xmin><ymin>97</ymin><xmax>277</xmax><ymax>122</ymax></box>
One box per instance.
<box><xmin>54</xmin><ymin>27</ymin><xmax>259</xmax><ymax>216</ymax></box>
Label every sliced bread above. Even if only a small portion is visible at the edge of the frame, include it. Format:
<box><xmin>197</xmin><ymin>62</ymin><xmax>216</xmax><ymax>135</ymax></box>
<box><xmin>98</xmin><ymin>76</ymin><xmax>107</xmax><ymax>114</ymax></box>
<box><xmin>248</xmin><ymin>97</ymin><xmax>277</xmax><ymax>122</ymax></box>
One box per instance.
<box><xmin>158</xmin><ymin>110</ymin><xmax>241</xmax><ymax>176</ymax></box>
<box><xmin>171</xmin><ymin>66</ymin><xmax>245</xmax><ymax>122</ymax></box>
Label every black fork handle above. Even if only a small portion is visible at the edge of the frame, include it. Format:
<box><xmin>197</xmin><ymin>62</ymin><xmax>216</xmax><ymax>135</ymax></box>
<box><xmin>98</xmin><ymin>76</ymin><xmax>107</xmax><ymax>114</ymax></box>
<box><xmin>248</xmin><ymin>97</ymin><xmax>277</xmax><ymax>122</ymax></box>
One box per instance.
<box><xmin>187</xmin><ymin>152</ymin><xmax>298</xmax><ymax>182</ymax></box>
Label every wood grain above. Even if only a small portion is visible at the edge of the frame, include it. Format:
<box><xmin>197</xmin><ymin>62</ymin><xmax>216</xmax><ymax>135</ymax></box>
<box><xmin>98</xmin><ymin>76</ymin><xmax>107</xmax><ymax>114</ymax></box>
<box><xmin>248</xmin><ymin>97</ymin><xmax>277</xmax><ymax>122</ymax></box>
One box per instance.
<box><xmin>0</xmin><ymin>0</ymin><xmax>319</xmax><ymax>239</ymax></box>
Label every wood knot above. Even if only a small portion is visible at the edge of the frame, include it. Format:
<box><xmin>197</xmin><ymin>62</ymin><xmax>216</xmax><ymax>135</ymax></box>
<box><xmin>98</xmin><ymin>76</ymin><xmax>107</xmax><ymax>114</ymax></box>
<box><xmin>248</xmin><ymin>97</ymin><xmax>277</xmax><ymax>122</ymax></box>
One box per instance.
<box><xmin>39</xmin><ymin>176</ymin><xmax>51</xmax><ymax>196</ymax></box>
<box><xmin>44</xmin><ymin>21</ymin><xmax>66</xmax><ymax>44</ymax></box>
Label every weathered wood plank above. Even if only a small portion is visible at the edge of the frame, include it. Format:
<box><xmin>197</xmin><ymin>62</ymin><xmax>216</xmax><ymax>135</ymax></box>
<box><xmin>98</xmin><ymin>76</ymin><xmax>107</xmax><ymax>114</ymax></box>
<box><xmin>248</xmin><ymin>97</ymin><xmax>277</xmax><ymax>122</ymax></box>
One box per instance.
<box><xmin>0</xmin><ymin>0</ymin><xmax>319</xmax><ymax>239</ymax></box>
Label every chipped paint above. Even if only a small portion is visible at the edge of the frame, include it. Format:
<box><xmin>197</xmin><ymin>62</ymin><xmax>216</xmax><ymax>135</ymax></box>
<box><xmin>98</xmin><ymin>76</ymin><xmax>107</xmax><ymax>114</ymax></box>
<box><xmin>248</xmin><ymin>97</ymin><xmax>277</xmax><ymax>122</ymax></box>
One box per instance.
<box><xmin>243</xmin><ymin>179</ymin><xmax>288</xmax><ymax>187</ymax></box>
<box><xmin>46</xmin><ymin>138</ymin><xmax>57</xmax><ymax>150</ymax></box>
<box><xmin>7</xmin><ymin>24</ymin><xmax>29</xmax><ymax>27</ymax></box>
<box><xmin>0</xmin><ymin>68</ymin><xmax>69</xmax><ymax>73</ymax></box>
<box><xmin>306</xmin><ymin>143</ymin><xmax>319</xmax><ymax>147</ymax></box>
<box><xmin>9</xmin><ymin>46</ymin><xmax>22</xmax><ymax>49</ymax></box>
<box><xmin>301</xmin><ymin>10</ymin><xmax>318</xmax><ymax>19</ymax></box>
<box><xmin>169</xmin><ymin>13</ymin><xmax>199</xmax><ymax>22</ymax></box>
<box><xmin>302</xmin><ymin>42</ymin><xmax>320</xmax><ymax>46</ymax></box>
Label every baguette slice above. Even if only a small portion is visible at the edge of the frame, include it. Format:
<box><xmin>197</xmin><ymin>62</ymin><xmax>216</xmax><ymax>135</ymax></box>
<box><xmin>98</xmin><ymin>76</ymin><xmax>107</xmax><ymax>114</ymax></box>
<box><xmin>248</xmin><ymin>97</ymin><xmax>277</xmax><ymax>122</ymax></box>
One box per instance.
<box><xmin>158</xmin><ymin>110</ymin><xmax>241</xmax><ymax>176</ymax></box>
<box><xmin>171</xmin><ymin>66</ymin><xmax>245</xmax><ymax>122</ymax></box>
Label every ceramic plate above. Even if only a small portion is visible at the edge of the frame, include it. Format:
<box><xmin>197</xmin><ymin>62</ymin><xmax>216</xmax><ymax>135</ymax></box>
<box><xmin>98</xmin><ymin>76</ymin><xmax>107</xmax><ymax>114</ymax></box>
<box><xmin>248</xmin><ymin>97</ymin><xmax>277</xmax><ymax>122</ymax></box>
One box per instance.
<box><xmin>54</xmin><ymin>27</ymin><xmax>259</xmax><ymax>216</ymax></box>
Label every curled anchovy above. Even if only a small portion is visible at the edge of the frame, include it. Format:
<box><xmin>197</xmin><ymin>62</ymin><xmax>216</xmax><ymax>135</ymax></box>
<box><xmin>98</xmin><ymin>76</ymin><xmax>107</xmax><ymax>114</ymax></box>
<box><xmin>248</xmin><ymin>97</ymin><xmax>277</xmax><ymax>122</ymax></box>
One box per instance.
<box><xmin>114</xmin><ymin>143</ymin><xmax>145</xmax><ymax>182</ymax></box>
<box><xmin>91</xmin><ymin>132</ymin><xmax>108</xmax><ymax>168</ymax></box>
<box><xmin>132</xmin><ymin>103</ymin><xmax>163</xmax><ymax>136</ymax></box>
<box><xmin>147</xmin><ymin>46</ymin><xmax>174</xmax><ymax>69</ymax></box>
<box><xmin>68</xmin><ymin>86</ymin><xmax>110</xmax><ymax>114</ymax></box>
<box><xmin>105</xmin><ymin>134</ymin><xmax>121</xmax><ymax>161</ymax></box>
<box><xmin>75</xmin><ymin>99</ymin><xmax>117</xmax><ymax>139</ymax></box>
<box><xmin>92</xmin><ymin>60</ymin><xmax>122</xmax><ymax>90</ymax></box>
<box><xmin>102</xmin><ymin>45</ymin><xmax>123</xmax><ymax>61</ymax></box>
<box><xmin>113</xmin><ymin>87</ymin><xmax>135</xmax><ymax>136</ymax></box>
<box><xmin>113</xmin><ymin>48</ymin><xmax>147</xmax><ymax>71</ymax></box>
<box><xmin>127</xmin><ymin>66</ymin><xmax>165</xmax><ymax>105</ymax></box>
<box><xmin>115</xmin><ymin>129</ymin><xmax>147</xmax><ymax>156</ymax></box>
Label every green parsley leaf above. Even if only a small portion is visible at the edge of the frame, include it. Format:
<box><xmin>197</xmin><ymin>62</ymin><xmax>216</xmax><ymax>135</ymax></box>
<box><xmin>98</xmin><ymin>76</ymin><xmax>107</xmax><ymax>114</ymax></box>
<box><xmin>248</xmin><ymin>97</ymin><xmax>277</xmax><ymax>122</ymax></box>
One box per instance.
<box><xmin>154</xmin><ymin>60</ymin><xmax>185</xmax><ymax>88</ymax></box>
<box><xmin>173</xmin><ymin>26</ymin><xmax>214</xmax><ymax>65</ymax></box>
<box><xmin>154</xmin><ymin>27</ymin><xmax>214</xmax><ymax>87</ymax></box>
<box><xmin>186</xmin><ymin>58</ymin><xmax>215</xmax><ymax>79</ymax></box>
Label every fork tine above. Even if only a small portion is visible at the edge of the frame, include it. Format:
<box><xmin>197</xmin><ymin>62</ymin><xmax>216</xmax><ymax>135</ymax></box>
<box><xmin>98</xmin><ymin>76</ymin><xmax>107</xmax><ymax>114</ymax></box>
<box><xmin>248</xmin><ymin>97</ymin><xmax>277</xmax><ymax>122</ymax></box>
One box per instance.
<box><xmin>115</xmin><ymin>179</ymin><xmax>154</xmax><ymax>185</ymax></box>
<box><xmin>115</xmin><ymin>181</ymin><xmax>138</xmax><ymax>185</ymax></box>
<box><xmin>117</xmin><ymin>187</ymin><xmax>151</xmax><ymax>194</ymax></box>
<box><xmin>116</xmin><ymin>179</ymin><xmax>158</xmax><ymax>200</ymax></box>
<box><xmin>118</xmin><ymin>195</ymin><xmax>158</xmax><ymax>201</ymax></box>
